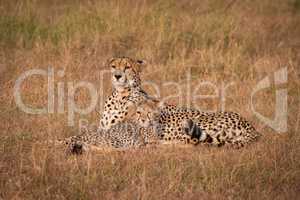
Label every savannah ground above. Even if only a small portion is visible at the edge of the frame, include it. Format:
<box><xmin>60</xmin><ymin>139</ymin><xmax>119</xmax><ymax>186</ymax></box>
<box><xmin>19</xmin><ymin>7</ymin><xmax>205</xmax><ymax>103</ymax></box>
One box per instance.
<box><xmin>1</xmin><ymin>0</ymin><xmax>300</xmax><ymax>199</ymax></box>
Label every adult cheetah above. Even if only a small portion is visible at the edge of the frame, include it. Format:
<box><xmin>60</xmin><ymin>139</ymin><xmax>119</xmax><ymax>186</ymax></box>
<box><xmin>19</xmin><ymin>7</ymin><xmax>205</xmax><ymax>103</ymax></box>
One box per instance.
<box><xmin>99</xmin><ymin>57</ymin><xmax>151</xmax><ymax>130</ymax></box>
<box><xmin>101</xmin><ymin>57</ymin><xmax>261</xmax><ymax>148</ymax></box>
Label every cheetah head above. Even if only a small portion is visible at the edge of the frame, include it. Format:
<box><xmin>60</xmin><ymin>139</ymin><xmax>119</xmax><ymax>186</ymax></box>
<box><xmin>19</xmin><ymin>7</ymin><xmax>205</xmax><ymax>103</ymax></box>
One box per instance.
<box><xmin>107</xmin><ymin>57</ymin><xmax>146</xmax><ymax>91</ymax></box>
<box><xmin>126</xmin><ymin>98</ymin><xmax>161</xmax><ymax>128</ymax></box>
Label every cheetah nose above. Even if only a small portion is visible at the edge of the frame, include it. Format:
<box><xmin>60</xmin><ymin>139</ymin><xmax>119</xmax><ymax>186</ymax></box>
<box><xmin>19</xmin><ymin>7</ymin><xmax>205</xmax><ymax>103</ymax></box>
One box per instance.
<box><xmin>115</xmin><ymin>75</ymin><xmax>122</xmax><ymax>80</ymax></box>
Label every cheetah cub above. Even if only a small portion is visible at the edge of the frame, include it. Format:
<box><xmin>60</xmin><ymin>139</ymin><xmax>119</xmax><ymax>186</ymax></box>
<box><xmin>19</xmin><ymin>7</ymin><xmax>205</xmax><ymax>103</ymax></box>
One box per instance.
<box><xmin>60</xmin><ymin>100</ymin><xmax>160</xmax><ymax>154</ymax></box>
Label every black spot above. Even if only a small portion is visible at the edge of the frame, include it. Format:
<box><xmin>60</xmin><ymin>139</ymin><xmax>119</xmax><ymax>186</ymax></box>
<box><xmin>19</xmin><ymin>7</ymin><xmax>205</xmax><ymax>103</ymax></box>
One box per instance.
<box><xmin>71</xmin><ymin>143</ymin><xmax>83</xmax><ymax>154</ymax></box>
<box><xmin>217</xmin><ymin>141</ymin><xmax>225</xmax><ymax>147</ymax></box>
<box><xmin>216</xmin><ymin>135</ymin><xmax>221</xmax><ymax>142</ymax></box>
<box><xmin>205</xmin><ymin>135</ymin><xmax>213</xmax><ymax>143</ymax></box>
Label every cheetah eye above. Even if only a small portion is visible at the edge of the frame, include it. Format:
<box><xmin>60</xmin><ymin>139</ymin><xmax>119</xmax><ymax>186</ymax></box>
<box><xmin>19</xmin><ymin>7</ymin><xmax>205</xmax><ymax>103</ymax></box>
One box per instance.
<box><xmin>111</xmin><ymin>65</ymin><xmax>116</xmax><ymax>69</ymax></box>
<box><xmin>125</xmin><ymin>65</ymin><xmax>130</xmax><ymax>70</ymax></box>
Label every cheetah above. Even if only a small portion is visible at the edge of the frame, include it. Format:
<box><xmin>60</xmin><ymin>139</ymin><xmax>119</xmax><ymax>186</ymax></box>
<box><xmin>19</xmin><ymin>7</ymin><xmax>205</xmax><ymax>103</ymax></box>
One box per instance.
<box><xmin>99</xmin><ymin>57</ymin><xmax>153</xmax><ymax>130</ymax></box>
<box><xmin>99</xmin><ymin>56</ymin><xmax>260</xmax><ymax>148</ymax></box>
<box><xmin>62</xmin><ymin>101</ymin><xmax>158</xmax><ymax>154</ymax></box>
<box><xmin>62</xmin><ymin>121</ymin><xmax>150</xmax><ymax>154</ymax></box>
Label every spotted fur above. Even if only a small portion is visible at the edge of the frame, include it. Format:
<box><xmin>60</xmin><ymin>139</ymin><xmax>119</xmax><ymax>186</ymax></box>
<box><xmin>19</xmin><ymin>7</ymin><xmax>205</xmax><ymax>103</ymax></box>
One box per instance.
<box><xmin>100</xmin><ymin>57</ymin><xmax>260</xmax><ymax>148</ymax></box>
<box><xmin>61</xmin><ymin>100</ymin><xmax>205</xmax><ymax>154</ymax></box>
<box><xmin>156</xmin><ymin>104</ymin><xmax>261</xmax><ymax>148</ymax></box>
<box><xmin>61</xmin><ymin>101</ymin><xmax>161</xmax><ymax>154</ymax></box>
<box><xmin>99</xmin><ymin>57</ymin><xmax>151</xmax><ymax>130</ymax></box>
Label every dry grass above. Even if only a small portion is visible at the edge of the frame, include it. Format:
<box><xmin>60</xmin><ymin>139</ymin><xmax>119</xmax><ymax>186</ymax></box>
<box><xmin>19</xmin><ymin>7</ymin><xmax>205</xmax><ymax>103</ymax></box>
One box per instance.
<box><xmin>1</xmin><ymin>0</ymin><xmax>300</xmax><ymax>199</ymax></box>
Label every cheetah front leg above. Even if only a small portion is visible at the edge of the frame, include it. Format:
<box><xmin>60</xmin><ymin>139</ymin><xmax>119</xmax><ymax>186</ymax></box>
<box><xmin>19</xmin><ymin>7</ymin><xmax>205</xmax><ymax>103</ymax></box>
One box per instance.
<box><xmin>182</xmin><ymin>119</ymin><xmax>209</xmax><ymax>144</ymax></box>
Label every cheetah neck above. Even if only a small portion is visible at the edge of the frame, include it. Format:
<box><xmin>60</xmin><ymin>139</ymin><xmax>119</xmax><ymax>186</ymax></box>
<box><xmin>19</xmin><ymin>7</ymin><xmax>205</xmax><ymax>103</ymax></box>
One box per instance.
<box><xmin>114</xmin><ymin>85</ymin><xmax>148</xmax><ymax>101</ymax></box>
<box><xmin>100</xmin><ymin>85</ymin><xmax>150</xmax><ymax>130</ymax></box>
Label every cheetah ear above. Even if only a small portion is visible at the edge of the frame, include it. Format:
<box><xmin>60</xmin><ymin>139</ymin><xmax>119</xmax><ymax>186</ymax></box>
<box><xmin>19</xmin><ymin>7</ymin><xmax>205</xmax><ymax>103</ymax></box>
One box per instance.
<box><xmin>137</xmin><ymin>59</ymin><xmax>146</xmax><ymax>65</ymax></box>
<box><xmin>135</xmin><ymin>59</ymin><xmax>147</xmax><ymax>73</ymax></box>
<box><xmin>106</xmin><ymin>57</ymin><xmax>115</xmax><ymax>68</ymax></box>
